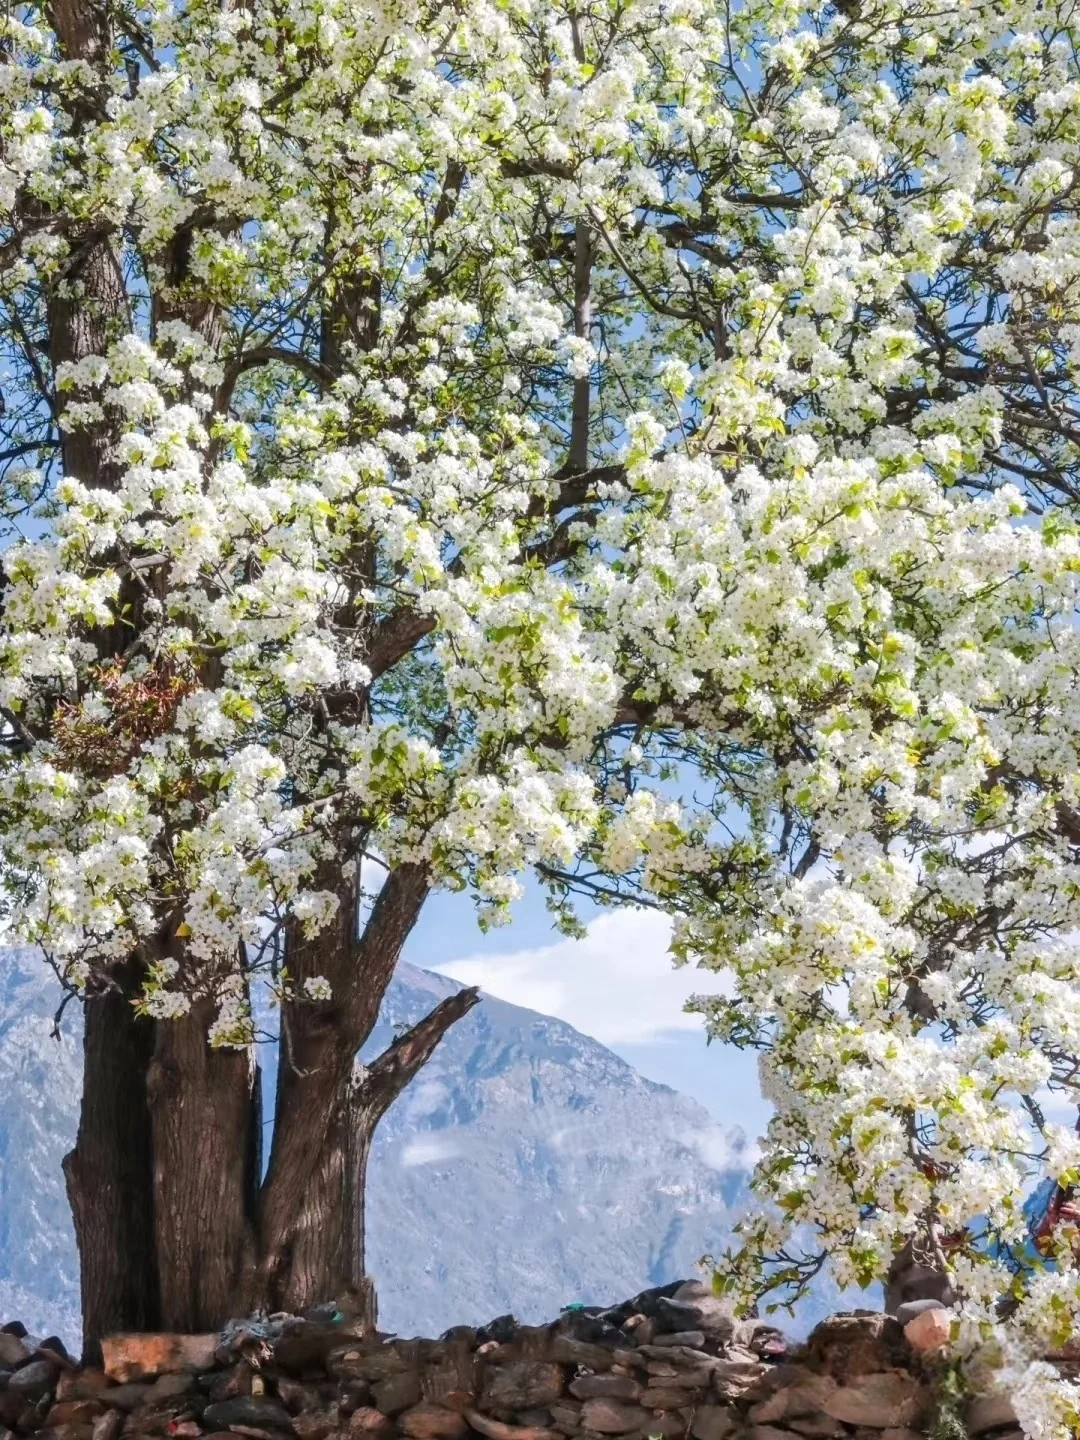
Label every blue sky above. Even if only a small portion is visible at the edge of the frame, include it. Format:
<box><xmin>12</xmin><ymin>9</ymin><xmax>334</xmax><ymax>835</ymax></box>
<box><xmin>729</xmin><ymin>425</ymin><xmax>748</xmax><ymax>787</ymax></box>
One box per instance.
<box><xmin>404</xmin><ymin>880</ymin><xmax>773</xmax><ymax>1144</ymax></box>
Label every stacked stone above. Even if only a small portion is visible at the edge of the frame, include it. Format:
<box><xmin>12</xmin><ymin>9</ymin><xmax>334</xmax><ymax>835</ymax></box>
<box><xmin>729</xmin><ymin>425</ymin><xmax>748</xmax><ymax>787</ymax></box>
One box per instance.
<box><xmin>0</xmin><ymin>1285</ymin><xmax>1026</xmax><ymax>1440</ymax></box>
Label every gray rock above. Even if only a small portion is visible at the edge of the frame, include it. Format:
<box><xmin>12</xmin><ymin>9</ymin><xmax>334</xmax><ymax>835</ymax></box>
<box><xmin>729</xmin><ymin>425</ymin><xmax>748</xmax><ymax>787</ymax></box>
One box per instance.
<box><xmin>201</xmin><ymin>1397</ymin><xmax>295</xmax><ymax>1434</ymax></box>
<box><xmin>550</xmin><ymin>1339</ymin><xmax>614</xmax><ymax>1372</ymax></box>
<box><xmin>568</xmin><ymin>1378</ymin><xmax>641</xmax><ymax>1403</ymax></box>
<box><xmin>0</xmin><ymin>1338</ymin><xmax>29</xmax><ymax>1370</ymax></box>
<box><xmin>636</xmin><ymin>1347</ymin><xmax>715</xmax><ymax>1368</ymax></box>
<box><xmin>751</xmin><ymin>1376</ymin><xmax>837</xmax><ymax>1424</ymax></box>
<box><xmin>689</xmin><ymin>1407</ymin><xmax>735</xmax><ymax>1440</ymax></box>
<box><xmin>7</xmin><ymin>1359</ymin><xmax>58</xmax><ymax>1399</ymax></box>
<box><xmin>578</xmin><ymin>1399</ymin><xmax>652</xmax><ymax>1434</ymax></box>
<box><xmin>966</xmin><ymin>1395</ymin><xmax>1018</xmax><ymax>1435</ymax></box>
<box><xmin>652</xmin><ymin>1333</ymin><xmax>706</xmax><ymax>1350</ymax></box>
<box><xmin>99</xmin><ymin>1387</ymin><xmax>150</xmax><ymax>1414</ymax></box>
<box><xmin>823</xmin><ymin>1375</ymin><xmax>926</xmax><ymax>1429</ymax></box>
<box><xmin>482</xmin><ymin>1363</ymin><xmax>565</xmax><ymax>1411</ymax></box>
<box><xmin>146</xmin><ymin>1375</ymin><xmax>196</xmax><ymax>1402</ymax></box>
<box><xmin>371</xmin><ymin>1373</ymin><xmax>422</xmax><ymax>1417</ymax></box>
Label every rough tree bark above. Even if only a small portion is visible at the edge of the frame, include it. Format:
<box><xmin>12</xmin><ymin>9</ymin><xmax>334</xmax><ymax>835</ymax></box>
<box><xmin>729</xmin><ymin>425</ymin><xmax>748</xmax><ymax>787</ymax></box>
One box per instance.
<box><xmin>277</xmin><ymin>988</ymin><xmax>481</xmax><ymax>1315</ymax></box>
<box><xmin>148</xmin><ymin>985</ymin><xmax>261</xmax><ymax>1332</ymax></box>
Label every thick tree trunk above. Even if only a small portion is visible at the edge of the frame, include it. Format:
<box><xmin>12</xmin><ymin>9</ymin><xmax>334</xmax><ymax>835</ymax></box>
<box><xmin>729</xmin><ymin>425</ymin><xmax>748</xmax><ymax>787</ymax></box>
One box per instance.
<box><xmin>275</xmin><ymin>984</ymin><xmax>479</xmax><ymax>1314</ymax></box>
<box><xmin>258</xmin><ymin>863</ymin><xmax>431</xmax><ymax>1301</ymax></box>
<box><xmin>147</xmin><ymin>988</ymin><xmax>260</xmax><ymax>1332</ymax></box>
<box><xmin>63</xmin><ymin>965</ymin><xmax>159</xmax><ymax>1363</ymax></box>
<box><xmin>277</xmin><ymin>1065</ymin><xmax>371</xmax><ymax>1315</ymax></box>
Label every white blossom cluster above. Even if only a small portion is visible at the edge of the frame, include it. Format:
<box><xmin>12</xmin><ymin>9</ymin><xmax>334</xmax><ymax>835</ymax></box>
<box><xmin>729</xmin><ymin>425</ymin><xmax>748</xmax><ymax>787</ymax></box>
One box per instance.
<box><xmin>2</xmin><ymin>0</ymin><xmax>1080</xmax><ymax>1424</ymax></box>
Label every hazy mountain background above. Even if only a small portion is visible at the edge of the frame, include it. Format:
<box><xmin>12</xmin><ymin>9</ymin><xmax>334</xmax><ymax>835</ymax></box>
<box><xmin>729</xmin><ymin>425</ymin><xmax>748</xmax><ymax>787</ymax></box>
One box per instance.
<box><xmin>0</xmin><ymin>946</ymin><xmax>769</xmax><ymax>1346</ymax></box>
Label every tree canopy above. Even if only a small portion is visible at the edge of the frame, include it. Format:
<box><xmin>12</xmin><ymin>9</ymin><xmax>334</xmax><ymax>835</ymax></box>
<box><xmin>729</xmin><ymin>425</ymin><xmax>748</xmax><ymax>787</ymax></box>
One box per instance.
<box><xmin>2</xmin><ymin>0</ymin><xmax>1080</xmax><ymax>1428</ymax></box>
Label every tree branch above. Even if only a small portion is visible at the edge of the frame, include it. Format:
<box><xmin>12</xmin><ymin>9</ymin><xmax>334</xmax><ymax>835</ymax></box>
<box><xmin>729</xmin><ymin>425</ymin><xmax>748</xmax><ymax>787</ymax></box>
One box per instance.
<box><xmin>356</xmin><ymin>986</ymin><xmax>481</xmax><ymax>1126</ymax></box>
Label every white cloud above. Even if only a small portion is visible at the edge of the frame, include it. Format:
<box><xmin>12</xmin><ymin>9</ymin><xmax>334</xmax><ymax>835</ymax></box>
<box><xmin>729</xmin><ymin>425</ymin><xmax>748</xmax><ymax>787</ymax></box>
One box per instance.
<box><xmin>683</xmin><ymin>1124</ymin><xmax>759</xmax><ymax>1173</ymax></box>
<box><xmin>431</xmin><ymin>908</ymin><xmax>729</xmax><ymax>1045</ymax></box>
<box><xmin>400</xmin><ymin>1135</ymin><xmax>462</xmax><ymax>1167</ymax></box>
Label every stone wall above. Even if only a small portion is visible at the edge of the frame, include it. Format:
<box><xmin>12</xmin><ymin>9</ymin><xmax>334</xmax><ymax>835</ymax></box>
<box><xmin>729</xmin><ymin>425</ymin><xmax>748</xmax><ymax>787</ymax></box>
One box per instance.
<box><xmin>0</xmin><ymin>1284</ymin><xmax>1024</xmax><ymax>1440</ymax></box>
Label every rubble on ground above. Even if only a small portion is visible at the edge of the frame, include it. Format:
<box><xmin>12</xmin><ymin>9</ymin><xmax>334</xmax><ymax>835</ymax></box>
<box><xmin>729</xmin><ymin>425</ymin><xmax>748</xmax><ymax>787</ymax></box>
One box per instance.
<box><xmin>0</xmin><ymin>1285</ymin><xmax>1029</xmax><ymax>1440</ymax></box>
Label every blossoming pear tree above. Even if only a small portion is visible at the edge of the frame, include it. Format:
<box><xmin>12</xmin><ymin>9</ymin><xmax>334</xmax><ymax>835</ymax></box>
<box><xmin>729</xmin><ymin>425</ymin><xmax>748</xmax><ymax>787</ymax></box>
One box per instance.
<box><xmin>2</xmin><ymin>0</ymin><xmax>1080</xmax><ymax>1420</ymax></box>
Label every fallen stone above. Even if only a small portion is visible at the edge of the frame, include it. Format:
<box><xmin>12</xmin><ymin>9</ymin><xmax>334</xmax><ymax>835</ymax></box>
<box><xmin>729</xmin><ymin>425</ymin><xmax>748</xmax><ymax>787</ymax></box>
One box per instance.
<box><xmin>823</xmin><ymin>1374</ymin><xmax>926</xmax><ymax>1429</ymax></box>
<box><xmin>29</xmin><ymin>1426</ymin><xmax>94</xmax><ymax>1440</ymax></box>
<box><xmin>749</xmin><ymin>1427</ymin><xmax>797</xmax><ymax>1440</ymax></box>
<box><xmin>880</xmin><ymin>1430</ymin><xmax>924</xmax><ymax>1440</ymax></box>
<box><xmin>751</xmin><ymin>1377</ymin><xmax>838</xmax><ymax>1424</ymax></box>
<box><xmin>8</xmin><ymin>1360</ymin><xmax>59</xmax><ymax>1400</ymax></box>
<box><xmin>688</xmin><ymin>1406</ymin><xmax>734</xmax><ymax>1440</ymax></box>
<box><xmin>550</xmin><ymin>1340</ymin><xmax>614</xmax><ymax>1372</ymax></box>
<box><xmin>568</xmin><ymin>1378</ymin><xmax>641</xmax><ymax>1403</ymax></box>
<box><xmin>641</xmin><ymin>1389</ymin><xmax>700</xmax><ymax>1410</ymax></box>
<box><xmin>515</xmin><ymin>1410</ymin><xmax>555</xmax><ymax>1430</ymax></box>
<box><xmin>966</xmin><ymin>1394</ymin><xmax>1018</xmax><ymax>1435</ymax></box>
<box><xmin>201</xmin><ymin>1397</ymin><xmax>295</xmax><ymax>1435</ymax></box>
<box><xmin>399</xmin><ymin>1403</ymin><xmax>469</xmax><ymax>1440</ymax></box>
<box><xmin>657</xmin><ymin>1370</ymin><xmax>714</xmax><ymax>1390</ymax></box>
<box><xmin>438</xmin><ymin>1393</ymin><xmax>475</xmax><ymax>1416</ymax></box>
<box><xmin>273</xmin><ymin>1382</ymin><xmax>321</xmax><ymax>1417</ymax></box>
<box><xmin>645</xmin><ymin>1411</ymin><xmax>688</xmax><ymax>1437</ymax></box>
<box><xmin>668</xmin><ymin>1286</ymin><xmax>738</xmax><ymax>1340</ymax></box>
<box><xmin>121</xmin><ymin>1400</ymin><xmax>200</xmax><ymax>1437</ymax></box>
<box><xmin>804</xmin><ymin>1316</ymin><xmax>907</xmax><ymax>1381</ymax></box>
<box><xmin>102</xmin><ymin>1338</ymin><xmax>218</xmax><ymax>1385</ymax></box>
<box><xmin>578</xmin><ymin>1400</ymin><xmax>652</xmax><ymax>1434</ymax></box>
<box><xmin>710</xmin><ymin>1361</ymin><xmax>769</xmax><ymax>1401</ymax></box>
<box><xmin>441</xmin><ymin>1330</ymin><xmax>478</xmax><ymax>1348</ymax></box>
<box><xmin>748</xmin><ymin>1329</ymin><xmax>787</xmax><ymax>1359</ymax></box>
<box><xmin>651</xmin><ymin>1335</ymin><xmax>706</xmax><ymax>1352</ymax></box>
<box><xmin>348</xmin><ymin>1409</ymin><xmax>392</xmax><ymax>1434</ymax></box>
<box><xmin>463</xmin><ymin>1407</ymin><xmax>561</xmax><ymax>1440</ymax></box>
<box><xmin>0</xmin><ymin>1338</ymin><xmax>30</xmax><ymax>1370</ymax></box>
<box><xmin>38</xmin><ymin>1341</ymin><xmax>75</xmax><ymax>1371</ymax></box>
<box><xmin>270</xmin><ymin>1326</ymin><xmax>344</xmax><ymax>1376</ymax></box>
<box><xmin>205</xmin><ymin>1365</ymin><xmax>256</xmax><ymax>1404</ymax></box>
<box><xmin>476</xmin><ymin>1320</ymin><xmax>519</xmax><ymax>1348</ymax></box>
<box><xmin>56</xmin><ymin>1373</ymin><xmax>111</xmax><ymax>1403</ymax></box>
<box><xmin>481</xmin><ymin>1364</ymin><xmax>564</xmax><ymax>1412</ymax></box>
<box><xmin>45</xmin><ymin>1401</ymin><xmax>106</xmax><ymax>1427</ymax></box>
<box><xmin>903</xmin><ymin>1309</ymin><xmax>951</xmax><ymax>1355</ymax></box>
<box><xmin>548</xmin><ymin>1416</ymin><xmax>579</xmax><ymax>1436</ymax></box>
<box><xmin>291</xmin><ymin>1407</ymin><xmax>341</xmax><ymax>1440</ymax></box>
<box><xmin>787</xmin><ymin>1416</ymin><xmax>845</xmax><ymax>1438</ymax></box>
<box><xmin>371</xmin><ymin>1373</ymin><xmax>421</xmax><ymax>1417</ymax></box>
<box><xmin>329</xmin><ymin>1351</ymin><xmax>406</xmax><ymax>1385</ymax></box>
<box><xmin>146</xmin><ymin>1375</ymin><xmax>197</xmax><ymax>1403</ymax></box>
<box><xmin>635</xmin><ymin>1349</ymin><xmax>715</xmax><ymax>1370</ymax></box>
<box><xmin>98</xmin><ymin>1387</ymin><xmax>150</xmax><ymax>1414</ymax></box>
<box><xmin>91</xmin><ymin>1413</ymin><xmax>123</xmax><ymax>1440</ymax></box>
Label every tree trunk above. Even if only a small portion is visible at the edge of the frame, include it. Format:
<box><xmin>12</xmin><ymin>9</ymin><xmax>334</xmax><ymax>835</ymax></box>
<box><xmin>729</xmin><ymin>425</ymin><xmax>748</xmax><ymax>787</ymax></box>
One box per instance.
<box><xmin>63</xmin><ymin>965</ymin><xmax>159</xmax><ymax>1363</ymax></box>
<box><xmin>275</xmin><ymin>989</ymin><xmax>481</xmax><ymax>1315</ymax></box>
<box><xmin>276</xmin><ymin>1064</ymin><xmax>372</xmax><ymax>1316</ymax></box>
<box><xmin>147</xmin><ymin>990</ymin><xmax>260</xmax><ymax>1331</ymax></box>
<box><xmin>257</xmin><ymin>863</ymin><xmax>431</xmax><ymax>1302</ymax></box>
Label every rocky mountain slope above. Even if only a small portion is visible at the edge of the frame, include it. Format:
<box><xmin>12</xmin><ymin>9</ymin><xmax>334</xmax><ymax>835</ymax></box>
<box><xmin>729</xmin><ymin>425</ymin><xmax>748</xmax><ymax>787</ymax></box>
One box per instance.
<box><xmin>0</xmin><ymin>947</ymin><xmax>753</xmax><ymax>1344</ymax></box>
